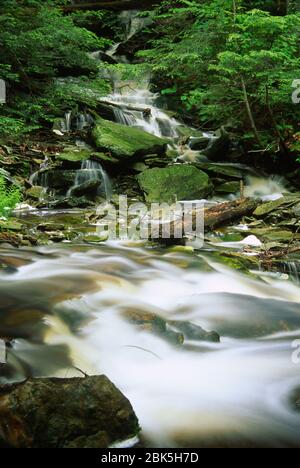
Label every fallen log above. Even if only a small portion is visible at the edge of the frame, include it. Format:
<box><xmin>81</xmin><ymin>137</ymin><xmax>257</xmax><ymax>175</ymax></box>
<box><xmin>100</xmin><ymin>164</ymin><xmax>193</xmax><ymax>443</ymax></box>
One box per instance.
<box><xmin>163</xmin><ymin>198</ymin><xmax>261</xmax><ymax>240</ymax></box>
<box><xmin>203</xmin><ymin>198</ymin><xmax>260</xmax><ymax>230</ymax></box>
<box><xmin>0</xmin><ymin>376</ymin><xmax>140</xmax><ymax>448</ymax></box>
<box><xmin>99</xmin><ymin>99</ymin><xmax>151</xmax><ymax>114</ymax></box>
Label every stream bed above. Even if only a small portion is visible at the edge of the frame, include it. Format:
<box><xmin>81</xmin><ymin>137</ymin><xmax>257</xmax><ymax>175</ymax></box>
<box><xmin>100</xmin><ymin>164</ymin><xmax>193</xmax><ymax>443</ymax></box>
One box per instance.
<box><xmin>1</xmin><ymin>237</ymin><xmax>300</xmax><ymax>447</ymax></box>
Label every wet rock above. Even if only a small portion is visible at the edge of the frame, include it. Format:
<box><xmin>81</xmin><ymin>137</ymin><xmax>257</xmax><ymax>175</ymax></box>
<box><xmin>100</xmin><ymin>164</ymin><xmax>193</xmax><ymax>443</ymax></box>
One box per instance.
<box><xmin>249</xmin><ymin>227</ymin><xmax>300</xmax><ymax>243</ymax></box>
<box><xmin>45</xmin><ymin>231</ymin><xmax>66</xmax><ymax>242</ymax></box>
<box><xmin>0</xmin><ymin>220</ymin><xmax>23</xmax><ymax>232</ymax></box>
<box><xmin>189</xmin><ymin>136</ymin><xmax>211</xmax><ymax>151</ymax></box>
<box><xmin>57</xmin><ymin>147</ymin><xmax>91</xmax><ymax>164</ymax></box>
<box><xmin>91</xmin><ymin>152</ymin><xmax>119</xmax><ymax>165</ymax></box>
<box><xmin>201</xmin><ymin>128</ymin><xmax>231</xmax><ymax>161</ymax></box>
<box><xmin>49</xmin><ymin>196</ymin><xmax>92</xmax><ymax>209</ymax></box>
<box><xmin>37</xmin><ymin>222</ymin><xmax>65</xmax><ymax>232</ymax></box>
<box><xmin>0</xmin><ymin>376</ymin><xmax>140</xmax><ymax>448</ymax></box>
<box><xmin>123</xmin><ymin>309</ymin><xmax>166</xmax><ymax>334</ymax></box>
<box><xmin>215</xmin><ymin>181</ymin><xmax>240</xmax><ymax>194</ymax></box>
<box><xmin>123</xmin><ymin>310</ymin><xmax>218</xmax><ymax>345</ymax></box>
<box><xmin>82</xmin><ymin>234</ymin><xmax>108</xmax><ymax>243</ymax></box>
<box><xmin>195</xmin><ymin>163</ymin><xmax>243</xmax><ymax>180</ymax></box>
<box><xmin>37</xmin><ymin>169</ymin><xmax>77</xmax><ymax>192</ymax></box>
<box><xmin>92</xmin><ymin>118</ymin><xmax>169</xmax><ymax>161</ymax></box>
<box><xmin>254</xmin><ymin>198</ymin><xmax>286</xmax><ymax>217</ymax></box>
<box><xmin>170</xmin><ymin>321</ymin><xmax>220</xmax><ymax>343</ymax></box>
<box><xmin>291</xmin><ymin>388</ymin><xmax>300</xmax><ymax>411</ymax></box>
<box><xmin>137</xmin><ymin>165</ymin><xmax>213</xmax><ymax>203</ymax></box>
<box><xmin>26</xmin><ymin>186</ymin><xmax>45</xmax><ymax>200</ymax></box>
<box><xmin>69</xmin><ymin>179</ymin><xmax>100</xmax><ymax>198</ymax></box>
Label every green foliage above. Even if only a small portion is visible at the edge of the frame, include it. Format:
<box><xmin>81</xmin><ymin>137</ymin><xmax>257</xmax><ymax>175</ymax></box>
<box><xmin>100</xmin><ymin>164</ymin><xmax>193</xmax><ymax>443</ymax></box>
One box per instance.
<box><xmin>0</xmin><ymin>176</ymin><xmax>21</xmax><ymax>216</ymax></box>
<box><xmin>139</xmin><ymin>0</ymin><xmax>300</xmax><ymax>149</ymax></box>
<box><xmin>105</xmin><ymin>63</ymin><xmax>151</xmax><ymax>85</ymax></box>
<box><xmin>0</xmin><ymin>0</ymin><xmax>111</xmax><ymax>136</ymax></box>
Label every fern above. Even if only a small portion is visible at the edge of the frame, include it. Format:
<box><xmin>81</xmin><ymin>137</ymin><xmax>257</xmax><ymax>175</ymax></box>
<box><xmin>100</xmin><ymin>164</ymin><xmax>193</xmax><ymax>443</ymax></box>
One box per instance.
<box><xmin>0</xmin><ymin>177</ymin><xmax>21</xmax><ymax>217</ymax></box>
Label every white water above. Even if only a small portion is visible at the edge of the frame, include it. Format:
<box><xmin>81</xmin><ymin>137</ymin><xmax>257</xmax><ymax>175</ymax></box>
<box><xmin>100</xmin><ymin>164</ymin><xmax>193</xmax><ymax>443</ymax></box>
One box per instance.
<box><xmin>103</xmin><ymin>87</ymin><xmax>181</xmax><ymax>138</ymax></box>
<box><xmin>2</xmin><ymin>243</ymin><xmax>300</xmax><ymax>447</ymax></box>
<box><xmin>244</xmin><ymin>175</ymin><xmax>289</xmax><ymax>201</ymax></box>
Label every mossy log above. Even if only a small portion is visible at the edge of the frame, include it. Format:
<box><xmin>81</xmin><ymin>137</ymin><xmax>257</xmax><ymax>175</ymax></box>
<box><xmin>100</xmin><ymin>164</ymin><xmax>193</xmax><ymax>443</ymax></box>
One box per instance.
<box><xmin>161</xmin><ymin>198</ymin><xmax>261</xmax><ymax>240</ymax></box>
<box><xmin>203</xmin><ymin>198</ymin><xmax>260</xmax><ymax>230</ymax></box>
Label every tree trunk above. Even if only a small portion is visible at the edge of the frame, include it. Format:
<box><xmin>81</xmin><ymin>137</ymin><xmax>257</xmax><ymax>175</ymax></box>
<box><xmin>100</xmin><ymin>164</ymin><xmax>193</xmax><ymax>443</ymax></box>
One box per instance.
<box><xmin>241</xmin><ymin>76</ymin><xmax>263</xmax><ymax>147</ymax></box>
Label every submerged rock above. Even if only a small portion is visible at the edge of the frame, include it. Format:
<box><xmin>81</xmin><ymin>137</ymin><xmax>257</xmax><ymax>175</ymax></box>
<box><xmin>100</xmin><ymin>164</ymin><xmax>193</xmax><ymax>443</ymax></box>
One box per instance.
<box><xmin>170</xmin><ymin>321</ymin><xmax>220</xmax><ymax>343</ymax></box>
<box><xmin>122</xmin><ymin>310</ymin><xmax>219</xmax><ymax>345</ymax></box>
<box><xmin>137</xmin><ymin>165</ymin><xmax>213</xmax><ymax>203</ymax></box>
<box><xmin>92</xmin><ymin>118</ymin><xmax>169</xmax><ymax>161</ymax></box>
<box><xmin>0</xmin><ymin>376</ymin><xmax>140</xmax><ymax>448</ymax></box>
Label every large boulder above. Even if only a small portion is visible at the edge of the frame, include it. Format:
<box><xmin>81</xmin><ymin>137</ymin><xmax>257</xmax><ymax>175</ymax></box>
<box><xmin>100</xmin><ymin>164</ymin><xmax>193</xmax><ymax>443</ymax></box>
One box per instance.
<box><xmin>137</xmin><ymin>165</ymin><xmax>213</xmax><ymax>203</ymax></box>
<box><xmin>92</xmin><ymin>118</ymin><xmax>169</xmax><ymax>161</ymax></box>
<box><xmin>0</xmin><ymin>376</ymin><xmax>140</xmax><ymax>448</ymax></box>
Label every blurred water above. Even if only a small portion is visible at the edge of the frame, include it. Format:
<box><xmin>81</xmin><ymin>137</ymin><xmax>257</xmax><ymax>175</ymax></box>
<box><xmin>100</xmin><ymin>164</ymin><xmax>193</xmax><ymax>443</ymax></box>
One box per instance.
<box><xmin>0</xmin><ymin>241</ymin><xmax>299</xmax><ymax>447</ymax></box>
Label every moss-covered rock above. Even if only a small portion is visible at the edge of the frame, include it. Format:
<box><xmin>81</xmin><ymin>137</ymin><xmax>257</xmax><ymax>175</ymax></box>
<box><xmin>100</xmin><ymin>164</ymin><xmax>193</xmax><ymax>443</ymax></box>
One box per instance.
<box><xmin>26</xmin><ymin>186</ymin><xmax>45</xmax><ymax>200</ymax></box>
<box><xmin>91</xmin><ymin>152</ymin><xmax>119</xmax><ymax>165</ymax></box>
<box><xmin>215</xmin><ymin>181</ymin><xmax>240</xmax><ymax>194</ymax></box>
<box><xmin>57</xmin><ymin>147</ymin><xmax>91</xmax><ymax>163</ymax></box>
<box><xmin>92</xmin><ymin>118</ymin><xmax>169</xmax><ymax>161</ymax></box>
<box><xmin>137</xmin><ymin>165</ymin><xmax>213</xmax><ymax>203</ymax></box>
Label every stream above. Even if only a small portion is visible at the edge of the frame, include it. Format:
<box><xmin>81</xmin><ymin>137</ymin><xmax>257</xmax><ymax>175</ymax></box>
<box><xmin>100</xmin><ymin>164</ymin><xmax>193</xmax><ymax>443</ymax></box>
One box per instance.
<box><xmin>1</xmin><ymin>10</ymin><xmax>300</xmax><ymax>449</ymax></box>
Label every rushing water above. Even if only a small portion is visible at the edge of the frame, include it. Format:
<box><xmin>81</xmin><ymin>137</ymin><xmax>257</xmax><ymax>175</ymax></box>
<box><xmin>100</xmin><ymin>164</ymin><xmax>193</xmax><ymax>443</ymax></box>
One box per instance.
<box><xmin>1</xmin><ymin>241</ymin><xmax>300</xmax><ymax>447</ymax></box>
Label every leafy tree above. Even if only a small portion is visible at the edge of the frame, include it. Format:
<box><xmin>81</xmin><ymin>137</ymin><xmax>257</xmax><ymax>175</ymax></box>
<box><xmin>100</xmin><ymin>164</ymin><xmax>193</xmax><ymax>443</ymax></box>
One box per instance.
<box><xmin>139</xmin><ymin>0</ymin><xmax>300</xmax><ymax>154</ymax></box>
<box><xmin>0</xmin><ymin>0</ymin><xmax>110</xmax><ymax>135</ymax></box>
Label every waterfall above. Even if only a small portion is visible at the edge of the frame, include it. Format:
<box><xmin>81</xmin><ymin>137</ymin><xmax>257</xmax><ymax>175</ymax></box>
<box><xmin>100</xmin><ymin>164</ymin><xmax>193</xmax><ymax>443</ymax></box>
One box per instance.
<box><xmin>281</xmin><ymin>261</ymin><xmax>300</xmax><ymax>284</ymax></box>
<box><xmin>106</xmin><ymin>10</ymin><xmax>151</xmax><ymax>59</ymax></box>
<box><xmin>92</xmin><ymin>10</ymin><xmax>181</xmax><ymax>139</ymax></box>
<box><xmin>63</xmin><ymin>111</ymin><xmax>72</xmax><ymax>133</ymax></box>
<box><xmin>68</xmin><ymin>160</ymin><xmax>112</xmax><ymax>201</ymax></box>
<box><xmin>103</xmin><ymin>87</ymin><xmax>180</xmax><ymax>138</ymax></box>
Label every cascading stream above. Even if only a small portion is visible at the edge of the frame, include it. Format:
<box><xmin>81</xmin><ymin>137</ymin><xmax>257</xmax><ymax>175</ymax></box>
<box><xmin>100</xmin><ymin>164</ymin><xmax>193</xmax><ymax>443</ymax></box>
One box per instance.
<box><xmin>1</xmin><ymin>242</ymin><xmax>300</xmax><ymax>447</ymax></box>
